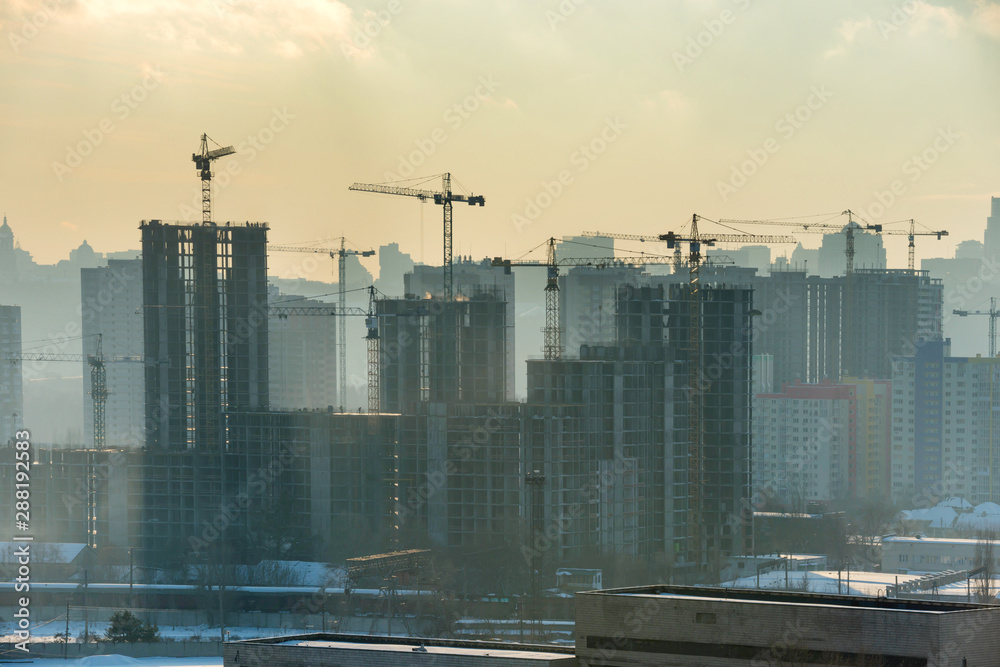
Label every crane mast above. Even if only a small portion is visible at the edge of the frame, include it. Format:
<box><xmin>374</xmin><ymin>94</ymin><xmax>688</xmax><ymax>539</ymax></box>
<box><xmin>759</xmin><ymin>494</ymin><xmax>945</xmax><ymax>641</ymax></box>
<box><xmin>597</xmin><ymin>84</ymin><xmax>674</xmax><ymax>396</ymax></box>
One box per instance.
<box><xmin>367</xmin><ymin>286</ymin><xmax>381</xmax><ymax>416</ymax></box>
<box><xmin>192</xmin><ymin>134</ymin><xmax>235</xmax><ymax>224</ymax></box>
<box><xmin>544</xmin><ymin>239</ymin><xmax>560</xmax><ymax>360</ymax></box>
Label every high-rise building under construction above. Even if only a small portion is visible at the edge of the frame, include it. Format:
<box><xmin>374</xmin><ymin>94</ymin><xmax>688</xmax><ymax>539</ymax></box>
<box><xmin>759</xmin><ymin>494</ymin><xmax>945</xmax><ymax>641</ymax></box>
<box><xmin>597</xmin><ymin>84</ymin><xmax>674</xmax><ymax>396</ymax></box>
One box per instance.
<box><xmin>523</xmin><ymin>283</ymin><xmax>754</xmax><ymax>575</ymax></box>
<box><xmin>404</xmin><ymin>258</ymin><xmax>515</xmax><ymax>401</ymax></box>
<box><xmin>377</xmin><ymin>291</ymin><xmax>510</xmax><ymax>414</ymax></box>
<box><xmin>141</xmin><ymin>220</ymin><xmax>270</xmax><ymax>450</ymax></box>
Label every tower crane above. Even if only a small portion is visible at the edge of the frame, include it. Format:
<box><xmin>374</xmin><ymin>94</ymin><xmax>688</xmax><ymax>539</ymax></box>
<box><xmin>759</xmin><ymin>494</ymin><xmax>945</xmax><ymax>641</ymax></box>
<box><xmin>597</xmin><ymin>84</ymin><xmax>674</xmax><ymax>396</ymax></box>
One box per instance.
<box><xmin>349</xmin><ymin>174</ymin><xmax>485</xmax><ymax>302</ymax></box>
<box><xmin>270</xmin><ymin>240</ymin><xmax>375</xmax><ymax>411</ymax></box>
<box><xmin>877</xmin><ymin>219</ymin><xmax>949</xmax><ymax>271</ymax></box>
<box><xmin>2</xmin><ymin>334</ymin><xmax>148</xmax><ymax>548</ymax></box>
<box><xmin>1</xmin><ymin>335</ymin><xmax>150</xmax><ymax>448</ymax></box>
<box><xmin>953</xmin><ymin>298</ymin><xmax>999</xmax><ymax>357</ymax></box>
<box><xmin>491</xmin><ymin>238</ymin><xmax>676</xmax><ymax>360</ymax></box>
<box><xmin>718</xmin><ymin>210</ymin><xmax>880</xmax><ymax>274</ymax></box>
<box><xmin>192</xmin><ymin>134</ymin><xmax>236</xmax><ymax>224</ymax></box>
<box><xmin>582</xmin><ymin>229</ymin><xmax>798</xmax><ymax>272</ymax></box>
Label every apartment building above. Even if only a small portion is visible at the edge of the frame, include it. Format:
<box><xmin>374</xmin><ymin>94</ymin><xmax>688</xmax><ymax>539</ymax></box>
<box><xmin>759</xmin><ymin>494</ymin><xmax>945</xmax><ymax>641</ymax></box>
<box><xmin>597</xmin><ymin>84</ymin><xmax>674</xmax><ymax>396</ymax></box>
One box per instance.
<box><xmin>891</xmin><ymin>339</ymin><xmax>1000</xmax><ymax>503</ymax></box>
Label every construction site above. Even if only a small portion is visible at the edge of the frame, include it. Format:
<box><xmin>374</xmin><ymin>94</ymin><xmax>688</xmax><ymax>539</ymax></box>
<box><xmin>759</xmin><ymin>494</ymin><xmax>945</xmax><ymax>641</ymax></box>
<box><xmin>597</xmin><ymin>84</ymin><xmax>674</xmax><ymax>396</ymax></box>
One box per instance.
<box><xmin>0</xmin><ymin>146</ymin><xmax>959</xmax><ymax>572</ymax></box>
<box><xmin>4</xmin><ymin>131</ymin><xmax>994</xmax><ymax>666</ymax></box>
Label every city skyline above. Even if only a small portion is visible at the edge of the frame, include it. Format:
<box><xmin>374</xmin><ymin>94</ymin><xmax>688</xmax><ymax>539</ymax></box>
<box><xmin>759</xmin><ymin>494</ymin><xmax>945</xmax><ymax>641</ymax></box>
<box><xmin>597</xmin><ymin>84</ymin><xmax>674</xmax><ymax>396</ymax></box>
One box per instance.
<box><xmin>8</xmin><ymin>2</ymin><xmax>1000</xmax><ymax>660</ymax></box>
<box><xmin>1</xmin><ymin>1</ymin><xmax>999</xmax><ymax>275</ymax></box>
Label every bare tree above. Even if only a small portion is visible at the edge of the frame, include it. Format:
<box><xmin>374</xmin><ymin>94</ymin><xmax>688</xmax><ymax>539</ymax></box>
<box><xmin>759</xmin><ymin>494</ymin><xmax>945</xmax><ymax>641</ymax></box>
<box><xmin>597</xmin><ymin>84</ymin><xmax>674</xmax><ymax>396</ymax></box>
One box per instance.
<box><xmin>854</xmin><ymin>497</ymin><xmax>898</xmax><ymax>567</ymax></box>
<box><xmin>787</xmin><ymin>472</ymin><xmax>809</xmax><ymax>515</ymax></box>
<box><xmin>974</xmin><ymin>528</ymin><xmax>997</xmax><ymax>603</ymax></box>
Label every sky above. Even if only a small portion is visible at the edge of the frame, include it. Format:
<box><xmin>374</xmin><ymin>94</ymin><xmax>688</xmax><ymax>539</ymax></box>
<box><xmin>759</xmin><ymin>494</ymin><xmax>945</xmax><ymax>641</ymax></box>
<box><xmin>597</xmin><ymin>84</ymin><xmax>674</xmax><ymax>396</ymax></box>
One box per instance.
<box><xmin>1</xmin><ymin>0</ymin><xmax>999</xmax><ymax>276</ymax></box>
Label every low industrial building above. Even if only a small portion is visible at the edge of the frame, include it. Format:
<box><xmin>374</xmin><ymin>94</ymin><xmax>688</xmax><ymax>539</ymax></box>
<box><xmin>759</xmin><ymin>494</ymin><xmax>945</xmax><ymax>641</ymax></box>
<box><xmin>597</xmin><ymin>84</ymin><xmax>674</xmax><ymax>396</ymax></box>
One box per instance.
<box><xmin>882</xmin><ymin>535</ymin><xmax>982</xmax><ymax>573</ymax></box>
<box><xmin>223</xmin><ymin>633</ymin><xmax>577</xmax><ymax>666</ymax></box>
<box><xmin>574</xmin><ymin>585</ymin><xmax>1000</xmax><ymax>666</ymax></box>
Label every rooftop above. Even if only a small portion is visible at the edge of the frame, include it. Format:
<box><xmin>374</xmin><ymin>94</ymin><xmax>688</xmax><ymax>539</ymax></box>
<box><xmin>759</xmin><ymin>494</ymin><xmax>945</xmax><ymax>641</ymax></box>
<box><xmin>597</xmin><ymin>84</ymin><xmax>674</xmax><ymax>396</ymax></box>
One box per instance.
<box><xmin>229</xmin><ymin>633</ymin><xmax>575</xmax><ymax>660</ymax></box>
<box><xmin>583</xmin><ymin>584</ymin><xmax>994</xmax><ymax>613</ymax></box>
<box><xmin>277</xmin><ymin>638</ymin><xmax>570</xmax><ymax>659</ymax></box>
<box><xmin>883</xmin><ymin>535</ymin><xmax>980</xmax><ymax>545</ymax></box>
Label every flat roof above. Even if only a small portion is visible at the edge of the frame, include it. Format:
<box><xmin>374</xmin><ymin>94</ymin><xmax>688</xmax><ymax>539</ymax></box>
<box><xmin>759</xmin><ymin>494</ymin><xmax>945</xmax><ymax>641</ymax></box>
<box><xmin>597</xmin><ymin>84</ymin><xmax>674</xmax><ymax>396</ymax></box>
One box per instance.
<box><xmin>581</xmin><ymin>585</ymin><xmax>996</xmax><ymax>613</ymax></box>
<box><xmin>883</xmin><ymin>536</ymin><xmax>979</xmax><ymax>545</ymax></box>
<box><xmin>277</xmin><ymin>639</ymin><xmax>570</xmax><ymax>659</ymax></box>
<box><xmin>231</xmin><ymin>632</ymin><xmax>575</xmax><ymax>656</ymax></box>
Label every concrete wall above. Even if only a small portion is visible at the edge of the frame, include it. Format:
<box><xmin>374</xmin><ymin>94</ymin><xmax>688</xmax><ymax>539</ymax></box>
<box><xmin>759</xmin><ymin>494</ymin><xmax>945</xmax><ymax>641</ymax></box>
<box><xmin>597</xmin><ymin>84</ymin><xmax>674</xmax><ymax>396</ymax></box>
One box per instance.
<box><xmin>25</xmin><ymin>641</ymin><xmax>222</xmax><ymax>659</ymax></box>
<box><xmin>575</xmin><ymin>589</ymin><xmax>998</xmax><ymax>666</ymax></box>
<box><xmin>882</xmin><ymin>538</ymin><xmax>979</xmax><ymax>573</ymax></box>
<box><xmin>224</xmin><ymin>635</ymin><xmax>577</xmax><ymax>667</ymax></box>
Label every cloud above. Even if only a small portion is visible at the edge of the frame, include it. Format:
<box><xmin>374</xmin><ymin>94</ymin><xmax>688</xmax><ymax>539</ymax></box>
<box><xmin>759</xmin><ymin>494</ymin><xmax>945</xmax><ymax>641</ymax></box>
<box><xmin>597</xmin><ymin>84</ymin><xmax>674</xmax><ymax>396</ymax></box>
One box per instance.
<box><xmin>659</xmin><ymin>89</ymin><xmax>690</xmax><ymax>111</ymax></box>
<box><xmin>826</xmin><ymin>3</ymin><xmax>975</xmax><ymax>50</ymax></box>
<box><xmin>905</xmin><ymin>2</ymin><xmax>961</xmax><ymax>38</ymax></box>
<box><xmin>972</xmin><ymin>0</ymin><xmax>1000</xmax><ymax>38</ymax></box>
<box><xmin>1</xmin><ymin>0</ymin><xmax>357</xmax><ymax>57</ymax></box>
<box><xmin>824</xmin><ymin>17</ymin><xmax>872</xmax><ymax>58</ymax></box>
<box><xmin>837</xmin><ymin>17</ymin><xmax>873</xmax><ymax>43</ymax></box>
<box><xmin>640</xmin><ymin>89</ymin><xmax>691</xmax><ymax>111</ymax></box>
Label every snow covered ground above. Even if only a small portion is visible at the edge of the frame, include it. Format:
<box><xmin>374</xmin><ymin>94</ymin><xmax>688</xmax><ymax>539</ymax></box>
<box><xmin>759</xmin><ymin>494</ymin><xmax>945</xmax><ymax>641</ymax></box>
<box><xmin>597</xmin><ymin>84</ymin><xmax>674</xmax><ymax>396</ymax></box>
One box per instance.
<box><xmin>721</xmin><ymin>569</ymin><xmax>917</xmax><ymax>596</ymax></box>
<box><xmin>721</xmin><ymin>568</ymin><xmax>1000</xmax><ymax>600</ymax></box>
<box><xmin>0</xmin><ymin>621</ymin><xmax>300</xmax><ymax>644</ymax></box>
<box><xmin>14</xmin><ymin>658</ymin><xmax>221</xmax><ymax>666</ymax></box>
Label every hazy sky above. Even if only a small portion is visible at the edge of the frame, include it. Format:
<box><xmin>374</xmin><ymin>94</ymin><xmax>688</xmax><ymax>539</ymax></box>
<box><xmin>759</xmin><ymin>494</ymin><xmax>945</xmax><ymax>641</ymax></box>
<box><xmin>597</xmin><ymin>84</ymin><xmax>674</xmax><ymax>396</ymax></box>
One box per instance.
<box><xmin>2</xmin><ymin>0</ymin><xmax>998</xmax><ymax>277</ymax></box>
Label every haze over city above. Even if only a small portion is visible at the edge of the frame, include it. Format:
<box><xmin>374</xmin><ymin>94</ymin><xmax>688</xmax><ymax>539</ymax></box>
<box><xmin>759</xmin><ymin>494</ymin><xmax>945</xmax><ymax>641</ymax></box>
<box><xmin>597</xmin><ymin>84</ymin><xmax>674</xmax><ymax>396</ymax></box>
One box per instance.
<box><xmin>5</xmin><ymin>2</ymin><xmax>1000</xmax><ymax>666</ymax></box>
<box><xmin>2</xmin><ymin>0</ymin><xmax>999</xmax><ymax>272</ymax></box>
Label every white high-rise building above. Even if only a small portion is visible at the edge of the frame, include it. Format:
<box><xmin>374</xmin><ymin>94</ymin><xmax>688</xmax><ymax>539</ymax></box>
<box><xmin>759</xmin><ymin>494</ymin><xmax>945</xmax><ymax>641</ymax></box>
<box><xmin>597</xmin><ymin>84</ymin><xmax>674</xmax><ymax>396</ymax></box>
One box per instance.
<box><xmin>268</xmin><ymin>289</ymin><xmax>338</xmax><ymax>411</ymax></box>
<box><xmin>754</xmin><ymin>380</ymin><xmax>852</xmax><ymax>507</ymax></box>
<box><xmin>891</xmin><ymin>340</ymin><xmax>1000</xmax><ymax>504</ymax></box>
<box><xmin>81</xmin><ymin>259</ymin><xmax>145</xmax><ymax>447</ymax></box>
<box><xmin>754</xmin><ymin>377</ymin><xmax>892</xmax><ymax>506</ymax></box>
